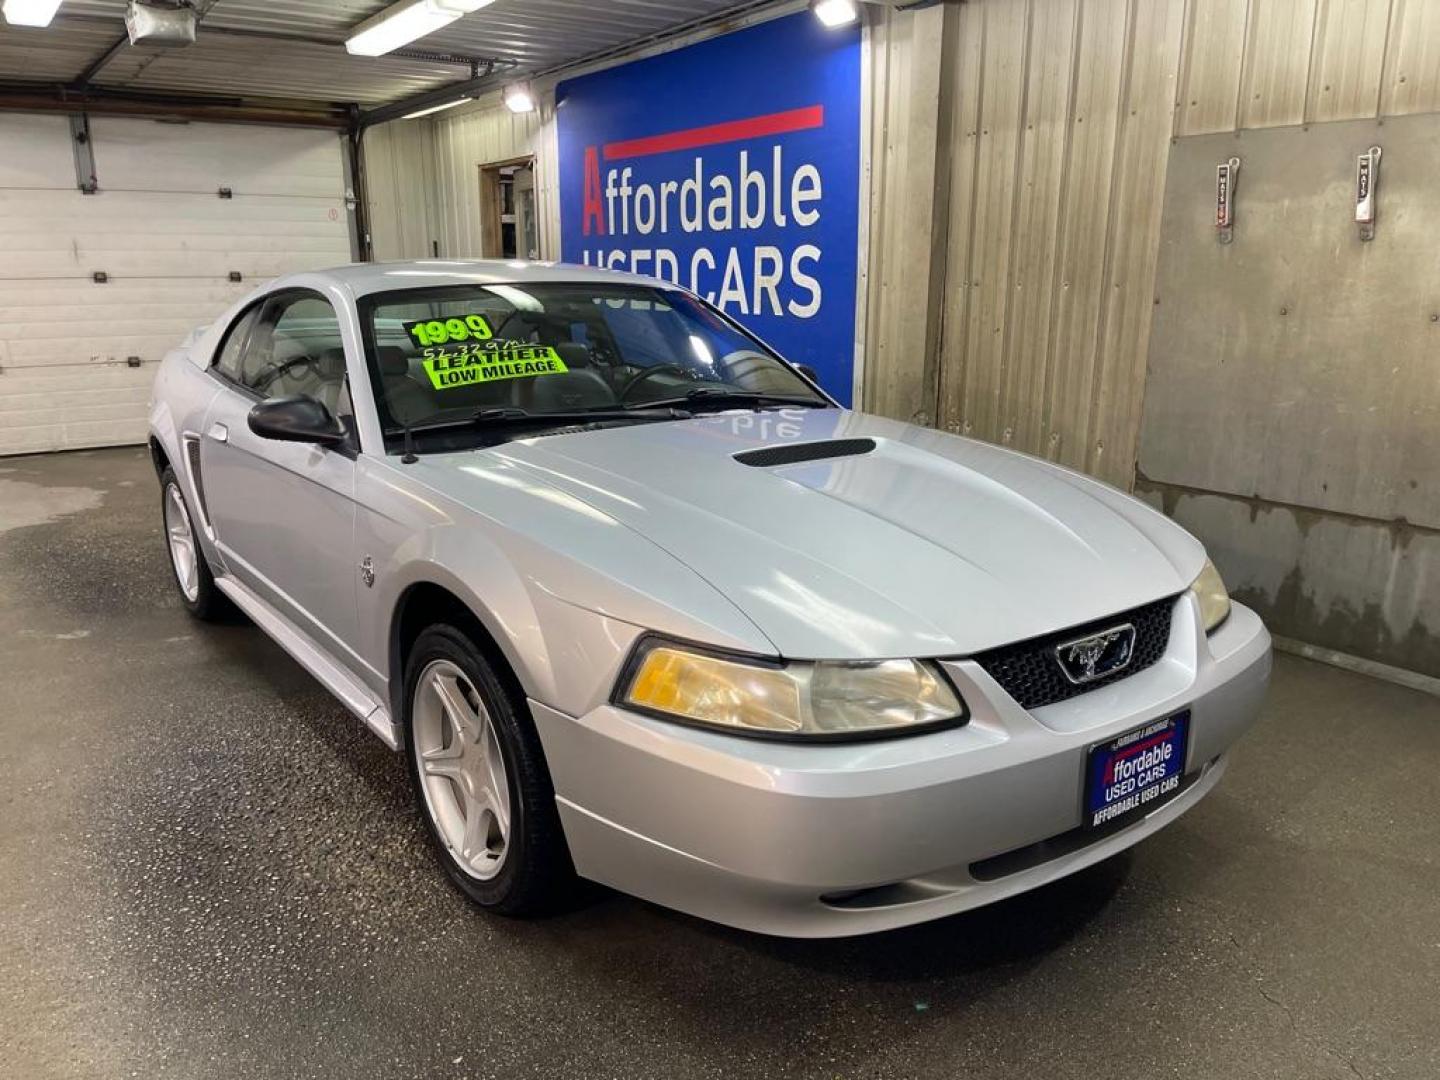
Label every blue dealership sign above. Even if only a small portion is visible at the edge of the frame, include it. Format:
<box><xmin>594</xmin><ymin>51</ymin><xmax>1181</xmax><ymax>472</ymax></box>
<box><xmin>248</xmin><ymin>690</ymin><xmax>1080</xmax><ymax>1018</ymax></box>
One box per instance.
<box><xmin>556</xmin><ymin>13</ymin><xmax>862</xmax><ymax>403</ymax></box>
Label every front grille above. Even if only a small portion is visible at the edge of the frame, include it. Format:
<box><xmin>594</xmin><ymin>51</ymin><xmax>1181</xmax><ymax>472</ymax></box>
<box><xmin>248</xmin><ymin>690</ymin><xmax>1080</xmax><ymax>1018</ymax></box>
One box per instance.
<box><xmin>972</xmin><ymin>596</ymin><xmax>1177</xmax><ymax>710</ymax></box>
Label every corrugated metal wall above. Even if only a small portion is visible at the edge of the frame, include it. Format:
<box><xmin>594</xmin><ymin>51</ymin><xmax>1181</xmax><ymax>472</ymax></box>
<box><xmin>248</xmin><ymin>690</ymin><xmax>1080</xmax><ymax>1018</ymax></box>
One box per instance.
<box><xmin>862</xmin><ymin>0</ymin><xmax>1440</xmax><ymax>490</ymax></box>
<box><xmin>858</xmin><ymin>4</ymin><xmax>951</xmax><ymax>425</ymax></box>
<box><xmin>364</xmin><ymin>0</ymin><xmax>1440</xmax><ymax>471</ymax></box>
<box><xmin>362</xmin><ymin>119</ymin><xmax>441</xmax><ymax>261</ymax></box>
<box><xmin>429</xmin><ymin>99</ymin><xmax>560</xmax><ymax>258</ymax></box>
<box><xmin>359</xmin><ymin>0</ymin><xmax>1440</xmax><ymax>676</ymax></box>
<box><xmin>363</xmin><ymin>91</ymin><xmax>560</xmax><ymax>263</ymax></box>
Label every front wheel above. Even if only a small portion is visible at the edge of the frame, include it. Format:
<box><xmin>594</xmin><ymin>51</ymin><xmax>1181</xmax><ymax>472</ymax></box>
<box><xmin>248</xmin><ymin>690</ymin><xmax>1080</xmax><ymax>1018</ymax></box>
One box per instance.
<box><xmin>160</xmin><ymin>467</ymin><xmax>230</xmax><ymax>621</ymax></box>
<box><xmin>404</xmin><ymin>624</ymin><xmax>575</xmax><ymax>914</ymax></box>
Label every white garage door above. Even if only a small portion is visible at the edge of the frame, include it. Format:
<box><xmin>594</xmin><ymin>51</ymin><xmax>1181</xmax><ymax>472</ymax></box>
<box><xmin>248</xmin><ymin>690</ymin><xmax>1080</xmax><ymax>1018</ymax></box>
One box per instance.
<box><xmin>0</xmin><ymin>114</ymin><xmax>354</xmax><ymax>456</ymax></box>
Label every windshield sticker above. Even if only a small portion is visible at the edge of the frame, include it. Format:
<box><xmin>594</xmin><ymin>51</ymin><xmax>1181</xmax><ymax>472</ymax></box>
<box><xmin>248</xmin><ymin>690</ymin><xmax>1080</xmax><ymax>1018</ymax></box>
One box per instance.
<box><xmin>403</xmin><ymin>314</ymin><xmax>493</xmax><ymax>348</ymax></box>
<box><xmin>422</xmin><ymin>342</ymin><xmax>569</xmax><ymax>389</ymax></box>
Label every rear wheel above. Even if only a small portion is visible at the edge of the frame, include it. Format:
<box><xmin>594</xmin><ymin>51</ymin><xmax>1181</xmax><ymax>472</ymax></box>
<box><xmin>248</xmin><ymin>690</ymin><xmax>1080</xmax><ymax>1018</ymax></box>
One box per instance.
<box><xmin>404</xmin><ymin>624</ymin><xmax>574</xmax><ymax>914</ymax></box>
<box><xmin>160</xmin><ymin>467</ymin><xmax>230</xmax><ymax>620</ymax></box>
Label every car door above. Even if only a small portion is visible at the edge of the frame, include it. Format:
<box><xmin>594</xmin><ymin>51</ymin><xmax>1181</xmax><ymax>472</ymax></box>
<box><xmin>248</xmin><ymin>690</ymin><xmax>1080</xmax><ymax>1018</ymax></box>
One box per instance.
<box><xmin>200</xmin><ymin>289</ymin><xmax>363</xmax><ymax>665</ymax></box>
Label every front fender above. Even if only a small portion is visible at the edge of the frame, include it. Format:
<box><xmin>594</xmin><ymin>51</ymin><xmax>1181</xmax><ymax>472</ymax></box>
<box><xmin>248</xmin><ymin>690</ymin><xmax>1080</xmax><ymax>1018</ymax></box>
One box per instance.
<box><xmin>354</xmin><ymin>453</ymin><xmax>773</xmax><ymax>719</ymax></box>
<box><xmin>356</xmin><ymin>459</ymin><xmax>639</xmax><ymax>718</ymax></box>
<box><xmin>149</xmin><ymin>349</ymin><xmax>220</xmax><ymax>550</ymax></box>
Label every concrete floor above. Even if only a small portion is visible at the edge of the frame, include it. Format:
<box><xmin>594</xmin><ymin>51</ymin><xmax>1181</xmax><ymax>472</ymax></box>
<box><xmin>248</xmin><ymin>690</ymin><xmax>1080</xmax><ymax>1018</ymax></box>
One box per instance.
<box><xmin>1</xmin><ymin>446</ymin><xmax>1437</xmax><ymax>1080</ymax></box>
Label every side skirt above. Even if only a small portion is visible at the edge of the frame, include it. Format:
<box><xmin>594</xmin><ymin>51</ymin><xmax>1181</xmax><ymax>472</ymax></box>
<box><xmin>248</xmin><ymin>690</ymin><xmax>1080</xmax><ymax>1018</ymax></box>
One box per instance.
<box><xmin>214</xmin><ymin>574</ymin><xmax>400</xmax><ymax>750</ymax></box>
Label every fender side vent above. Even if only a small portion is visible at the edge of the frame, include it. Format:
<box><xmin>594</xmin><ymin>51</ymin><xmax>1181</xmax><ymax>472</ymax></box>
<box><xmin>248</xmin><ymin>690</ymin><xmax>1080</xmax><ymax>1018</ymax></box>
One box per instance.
<box><xmin>734</xmin><ymin>438</ymin><xmax>876</xmax><ymax>468</ymax></box>
<box><xmin>182</xmin><ymin>435</ymin><xmax>213</xmax><ymax>531</ymax></box>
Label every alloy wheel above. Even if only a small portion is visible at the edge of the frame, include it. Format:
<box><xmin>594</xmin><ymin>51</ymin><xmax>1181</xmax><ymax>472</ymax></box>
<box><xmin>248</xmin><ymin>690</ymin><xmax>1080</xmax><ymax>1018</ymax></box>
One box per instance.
<box><xmin>163</xmin><ymin>483</ymin><xmax>200</xmax><ymax>603</ymax></box>
<box><xmin>412</xmin><ymin>659</ymin><xmax>512</xmax><ymax>880</ymax></box>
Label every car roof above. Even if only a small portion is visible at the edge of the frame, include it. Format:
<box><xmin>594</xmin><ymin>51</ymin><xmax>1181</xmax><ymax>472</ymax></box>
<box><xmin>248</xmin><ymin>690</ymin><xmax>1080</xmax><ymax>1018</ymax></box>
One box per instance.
<box><xmin>286</xmin><ymin>259</ymin><xmax>674</xmax><ymax>299</ymax></box>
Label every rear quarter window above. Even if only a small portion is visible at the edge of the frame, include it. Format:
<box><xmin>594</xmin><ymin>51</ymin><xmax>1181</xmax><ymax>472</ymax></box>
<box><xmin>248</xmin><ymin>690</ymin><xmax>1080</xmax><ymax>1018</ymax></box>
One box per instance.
<box><xmin>212</xmin><ymin>308</ymin><xmax>256</xmax><ymax>382</ymax></box>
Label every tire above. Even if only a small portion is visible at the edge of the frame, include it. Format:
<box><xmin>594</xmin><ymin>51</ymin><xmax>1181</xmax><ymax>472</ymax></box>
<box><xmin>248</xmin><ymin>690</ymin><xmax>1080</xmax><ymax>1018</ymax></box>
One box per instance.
<box><xmin>160</xmin><ymin>467</ymin><xmax>231</xmax><ymax>621</ymax></box>
<box><xmin>403</xmin><ymin>624</ymin><xmax>575</xmax><ymax>914</ymax></box>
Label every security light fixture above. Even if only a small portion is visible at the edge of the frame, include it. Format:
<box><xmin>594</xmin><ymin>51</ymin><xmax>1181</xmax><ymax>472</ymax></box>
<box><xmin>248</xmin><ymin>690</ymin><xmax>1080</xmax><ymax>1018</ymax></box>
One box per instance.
<box><xmin>3</xmin><ymin>0</ymin><xmax>64</xmax><ymax>27</ymax></box>
<box><xmin>346</xmin><ymin>0</ymin><xmax>495</xmax><ymax>58</ymax></box>
<box><xmin>503</xmin><ymin>82</ymin><xmax>536</xmax><ymax>114</ymax></box>
<box><xmin>402</xmin><ymin>98</ymin><xmax>469</xmax><ymax>120</ymax></box>
<box><xmin>810</xmin><ymin>0</ymin><xmax>859</xmax><ymax>28</ymax></box>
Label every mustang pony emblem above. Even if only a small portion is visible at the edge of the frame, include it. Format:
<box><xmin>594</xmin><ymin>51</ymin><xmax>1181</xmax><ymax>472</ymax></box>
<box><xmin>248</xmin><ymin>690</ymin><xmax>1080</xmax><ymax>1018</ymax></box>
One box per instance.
<box><xmin>1055</xmin><ymin>624</ymin><xmax>1137</xmax><ymax>685</ymax></box>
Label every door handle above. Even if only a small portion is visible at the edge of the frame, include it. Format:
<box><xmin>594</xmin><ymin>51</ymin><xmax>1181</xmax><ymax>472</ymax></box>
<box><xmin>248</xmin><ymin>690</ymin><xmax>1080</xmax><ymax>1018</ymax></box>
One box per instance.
<box><xmin>208</xmin><ymin>422</ymin><xmax>229</xmax><ymax>443</ymax></box>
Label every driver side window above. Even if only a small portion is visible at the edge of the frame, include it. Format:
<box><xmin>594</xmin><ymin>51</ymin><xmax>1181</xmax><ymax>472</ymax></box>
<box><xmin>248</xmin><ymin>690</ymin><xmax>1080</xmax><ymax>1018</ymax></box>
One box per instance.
<box><xmin>236</xmin><ymin>292</ymin><xmax>351</xmax><ymax>418</ymax></box>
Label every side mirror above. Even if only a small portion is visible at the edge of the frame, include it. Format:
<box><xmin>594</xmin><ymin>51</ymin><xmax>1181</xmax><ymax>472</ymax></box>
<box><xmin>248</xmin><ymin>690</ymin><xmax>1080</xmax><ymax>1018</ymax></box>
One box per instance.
<box><xmin>248</xmin><ymin>395</ymin><xmax>347</xmax><ymax>447</ymax></box>
<box><xmin>794</xmin><ymin>363</ymin><xmax>820</xmax><ymax>385</ymax></box>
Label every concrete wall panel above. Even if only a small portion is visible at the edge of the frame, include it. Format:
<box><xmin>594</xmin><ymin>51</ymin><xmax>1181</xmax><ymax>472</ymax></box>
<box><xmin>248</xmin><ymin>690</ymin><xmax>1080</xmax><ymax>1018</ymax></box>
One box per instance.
<box><xmin>1141</xmin><ymin>116</ymin><xmax>1440</xmax><ymax>530</ymax></box>
<box><xmin>1138</xmin><ymin>481</ymin><xmax>1440</xmax><ymax>677</ymax></box>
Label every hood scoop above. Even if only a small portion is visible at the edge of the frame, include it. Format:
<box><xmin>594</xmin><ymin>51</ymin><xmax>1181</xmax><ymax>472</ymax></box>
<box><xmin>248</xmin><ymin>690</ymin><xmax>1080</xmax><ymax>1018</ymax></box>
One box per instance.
<box><xmin>733</xmin><ymin>438</ymin><xmax>876</xmax><ymax>468</ymax></box>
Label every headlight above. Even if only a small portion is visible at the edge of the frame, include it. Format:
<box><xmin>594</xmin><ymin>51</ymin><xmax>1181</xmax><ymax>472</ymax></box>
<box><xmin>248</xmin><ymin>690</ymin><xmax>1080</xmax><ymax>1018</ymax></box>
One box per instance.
<box><xmin>1190</xmin><ymin>558</ymin><xmax>1231</xmax><ymax>632</ymax></box>
<box><xmin>617</xmin><ymin>639</ymin><xmax>966</xmax><ymax>739</ymax></box>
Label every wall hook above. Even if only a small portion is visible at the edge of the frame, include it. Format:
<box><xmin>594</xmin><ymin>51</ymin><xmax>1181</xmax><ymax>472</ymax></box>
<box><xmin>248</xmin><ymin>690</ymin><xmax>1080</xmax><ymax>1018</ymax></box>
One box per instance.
<box><xmin>1356</xmin><ymin>145</ymin><xmax>1381</xmax><ymax>241</ymax></box>
<box><xmin>1215</xmin><ymin>156</ymin><xmax>1240</xmax><ymax>244</ymax></box>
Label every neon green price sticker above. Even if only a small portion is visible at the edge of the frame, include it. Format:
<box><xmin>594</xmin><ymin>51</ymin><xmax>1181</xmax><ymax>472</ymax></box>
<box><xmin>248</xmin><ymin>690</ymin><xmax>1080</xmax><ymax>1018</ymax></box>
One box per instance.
<box><xmin>403</xmin><ymin>313</ymin><xmax>493</xmax><ymax>348</ymax></box>
<box><xmin>423</xmin><ymin>343</ymin><xmax>569</xmax><ymax>390</ymax></box>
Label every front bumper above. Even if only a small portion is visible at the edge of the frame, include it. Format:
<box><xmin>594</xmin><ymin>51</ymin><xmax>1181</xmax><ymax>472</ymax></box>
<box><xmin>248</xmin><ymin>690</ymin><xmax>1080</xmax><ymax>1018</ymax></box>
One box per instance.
<box><xmin>531</xmin><ymin>595</ymin><xmax>1272</xmax><ymax>937</ymax></box>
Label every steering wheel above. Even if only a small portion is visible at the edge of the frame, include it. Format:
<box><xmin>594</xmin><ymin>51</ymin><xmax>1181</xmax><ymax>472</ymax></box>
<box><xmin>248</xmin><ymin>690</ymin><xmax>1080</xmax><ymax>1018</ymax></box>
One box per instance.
<box><xmin>586</xmin><ymin>336</ymin><xmax>622</xmax><ymax>370</ymax></box>
<box><xmin>619</xmin><ymin>364</ymin><xmax>699</xmax><ymax>401</ymax></box>
<box><xmin>252</xmin><ymin>354</ymin><xmax>319</xmax><ymax>394</ymax></box>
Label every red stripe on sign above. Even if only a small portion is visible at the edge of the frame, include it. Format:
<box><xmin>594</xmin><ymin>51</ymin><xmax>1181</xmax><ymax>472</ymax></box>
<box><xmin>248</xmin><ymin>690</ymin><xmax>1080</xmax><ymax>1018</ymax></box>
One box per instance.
<box><xmin>602</xmin><ymin>105</ymin><xmax>825</xmax><ymax>161</ymax></box>
<box><xmin>1104</xmin><ymin>730</ymin><xmax>1174</xmax><ymax>785</ymax></box>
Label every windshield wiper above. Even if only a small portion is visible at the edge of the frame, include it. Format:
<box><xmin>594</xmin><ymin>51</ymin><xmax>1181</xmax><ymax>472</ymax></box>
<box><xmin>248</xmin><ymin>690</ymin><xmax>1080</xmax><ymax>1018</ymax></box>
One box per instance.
<box><xmin>385</xmin><ymin>405</ymin><xmax>691</xmax><ymax>441</ymax></box>
<box><xmin>630</xmin><ymin>388</ymin><xmax>831</xmax><ymax>412</ymax></box>
<box><xmin>471</xmin><ymin>405</ymin><xmax>692</xmax><ymax>425</ymax></box>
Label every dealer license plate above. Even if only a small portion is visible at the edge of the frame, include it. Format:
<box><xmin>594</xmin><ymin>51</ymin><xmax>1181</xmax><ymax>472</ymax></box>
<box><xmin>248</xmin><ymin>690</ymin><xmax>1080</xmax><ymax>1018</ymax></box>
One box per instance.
<box><xmin>1085</xmin><ymin>711</ymin><xmax>1190</xmax><ymax>829</ymax></box>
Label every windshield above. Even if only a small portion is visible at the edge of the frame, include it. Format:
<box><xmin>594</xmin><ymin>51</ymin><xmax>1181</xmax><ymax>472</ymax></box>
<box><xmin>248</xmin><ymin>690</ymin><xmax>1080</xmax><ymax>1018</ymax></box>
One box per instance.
<box><xmin>358</xmin><ymin>282</ymin><xmax>829</xmax><ymax>447</ymax></box>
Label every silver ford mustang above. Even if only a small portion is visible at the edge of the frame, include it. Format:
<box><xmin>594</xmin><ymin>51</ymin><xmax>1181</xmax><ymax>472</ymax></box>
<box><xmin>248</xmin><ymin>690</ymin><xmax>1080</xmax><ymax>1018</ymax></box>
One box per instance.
<box><xmin>148</xmin><ymin>259</ymin><xmax>1271</xmax><ymax>937</ymax></box>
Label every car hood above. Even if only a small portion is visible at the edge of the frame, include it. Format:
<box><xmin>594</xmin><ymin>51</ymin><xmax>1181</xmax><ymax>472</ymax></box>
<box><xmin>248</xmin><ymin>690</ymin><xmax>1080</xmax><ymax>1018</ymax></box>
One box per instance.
<box><xmin>449</xmin><ymin>409</ymin><xmax>1205</xmax><ymax>659</ymax></box>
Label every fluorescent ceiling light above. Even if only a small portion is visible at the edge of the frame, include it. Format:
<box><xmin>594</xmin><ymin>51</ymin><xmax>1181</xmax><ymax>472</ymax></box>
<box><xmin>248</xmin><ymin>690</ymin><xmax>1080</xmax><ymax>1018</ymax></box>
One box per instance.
<box><xmin>346</xmin><ymin>0</ymin><xmax>494</xmax><ymax>58</ymax></box>
<box><xmin>3</xmin><ymin>0</ymin><xmax>64</xmax><ymax>27</ymax></box>
<box><xmin>810</xmin><ymin>0</ymin><xmax>858</xmax><ymax>28</ymax></box>
<box><xmin>402</xmin><ymin>98</ymin><xmax>468</xmax><ymax>119</ymax></box>
<box><xmin>503</xmin><ymin>82</ymin><xmax>536</xmax><ymax>113</ymax></box>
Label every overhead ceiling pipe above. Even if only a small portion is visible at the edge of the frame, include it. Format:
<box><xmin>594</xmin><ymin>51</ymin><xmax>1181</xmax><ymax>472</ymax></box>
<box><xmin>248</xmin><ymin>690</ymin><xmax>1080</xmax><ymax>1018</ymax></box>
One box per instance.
<box><xmin>357</xmin><ymin>58</ymin><xmax>516</xmax><ymax>128</ymax></box>
<box><xmin>0</xmin><ymin>84</ymin><xmax>350</xmax><ymax>128</ymax></box>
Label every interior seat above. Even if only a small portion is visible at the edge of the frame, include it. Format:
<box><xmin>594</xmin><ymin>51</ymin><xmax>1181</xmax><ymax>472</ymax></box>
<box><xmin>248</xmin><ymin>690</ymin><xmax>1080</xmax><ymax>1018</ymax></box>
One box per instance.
<box><xmin>517</xmin><ymin>341</ymin><xmax>619</xmax><ymax>411</ymax></box>
<box><xmin>376</xmin><ymin>344</ymin><xmax>522</xmax><ymax>422</ymax></box>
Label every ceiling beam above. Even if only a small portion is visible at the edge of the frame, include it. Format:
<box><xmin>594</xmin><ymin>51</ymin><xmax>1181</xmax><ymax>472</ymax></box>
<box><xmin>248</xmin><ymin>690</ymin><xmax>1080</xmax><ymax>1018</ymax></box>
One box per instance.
<box><xmin>45</xmin><ymin>12</ymin><xmax>511</xmax><ymax>117</ymax></box>
<box><xmin>0</xmin><ymin>81</ymin><xmax>350</xmax><ymax>127</ymax></box>
<box><xmin>71</xmin><ymin>33</ymin><xmax>131</xmax><ymax>89</ymax></box>
<box><xmin>357</xmin><ymin>61</ymin><xmax>517</xmax><ymax>128</ymax></box>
